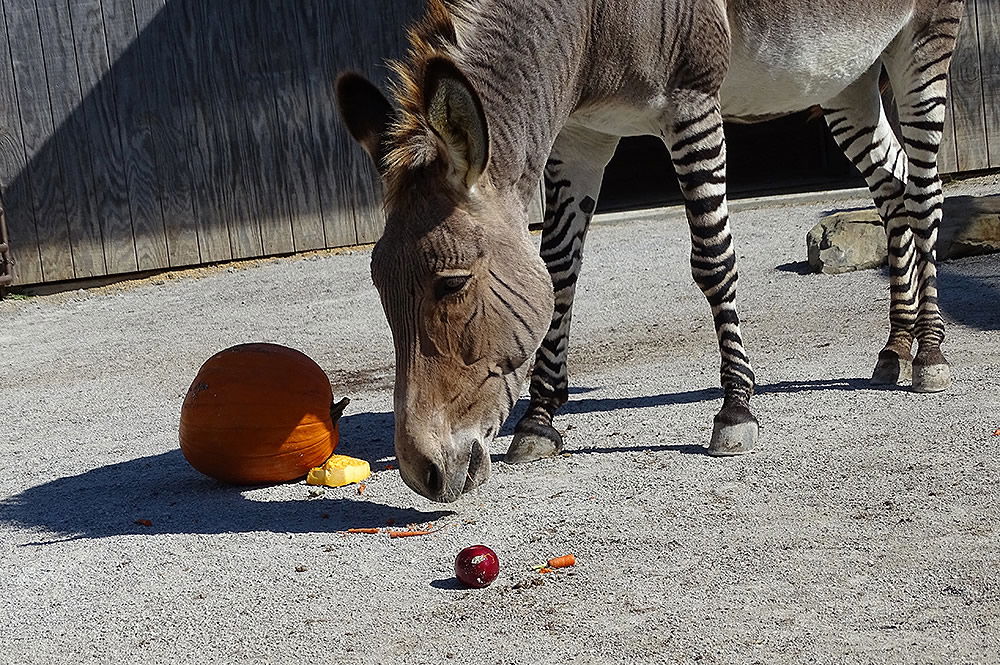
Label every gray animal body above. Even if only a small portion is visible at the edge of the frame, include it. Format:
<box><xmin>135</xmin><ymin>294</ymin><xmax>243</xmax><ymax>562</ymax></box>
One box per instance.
<box><xmin>336</xmin><ymin>0</ymin><xmax>965</xmax><ymax>502</ymax></box>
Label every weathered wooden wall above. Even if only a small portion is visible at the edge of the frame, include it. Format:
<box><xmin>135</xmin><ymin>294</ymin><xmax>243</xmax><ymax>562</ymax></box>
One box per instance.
<box><xmin>0</xmin><ymin>0</ymin><xmax>997</xmax><ymax>287</ymax></box>
<box><xmin>940</xmin><ymin>0</ymin><xmax>1000</xmax><ymax>173</ymax></box>
<box><xmin>0</xmin><ymin>0</ymin><xmax>423</xmax><ymax>286</ymax></box>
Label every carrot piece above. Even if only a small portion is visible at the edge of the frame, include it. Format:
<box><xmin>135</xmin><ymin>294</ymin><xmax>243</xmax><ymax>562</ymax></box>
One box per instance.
<box><xmin>537</xmin><ymin>567</ymin><xmax>554</xmax><ymax>574</ymax></box>
<box><xmin>547</xmin><ymin>554</ymin><xmax>576</xmax><ymax>568</ymax></box>
<box><xmin>993</xmin><ymin>429</ymin><xmax>1000</xmax><ymax>436</ymax></box>
<box><xmin>345</xmin><ymin>528</ymin><xmax>380</xmax><ymax>534</ymax></box>
<box><xmin>134</xmin><ymin>519</ymin><xmax>152</xmax><ymax>527</ymax></box>
<box><xmin>388</xmin><ymin>530</ymin><xmax>433</xmax><ymax>538</ymax></box>
<box><xmin>357</xmin><ymin>483</ymin><xmax>366</xmax><ymax>495</ymax></box>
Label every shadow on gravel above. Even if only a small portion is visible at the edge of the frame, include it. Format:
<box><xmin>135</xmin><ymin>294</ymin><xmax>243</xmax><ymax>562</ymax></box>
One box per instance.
<box><xmin>1</xmin><ymin>411</ymin><xmax>452</xmax><ymax>543</ymax></box>
<box><xmin>506</xmin><ymin>378</ymin><xmax>870</xmax><ymax>424</ymax></box>
<box><xmin>337</xmin><ymin>410</ymin><xmax>395</xmax><ymax>461</ymax></box>
<box><xmin>774</xmin><ymin>260</ymin><xmax>813</xmax><ymax>275</ymax></box>
<box><xmin>502</xmin><ymin>389</ymin><xmax>724</xmax><ymax>434</ymax></box>
<box><xmin>493</xmin><ymin>378</ymin><xmax>873</xmax><ymax>457</ymax></box>
<box><xmin>938</xmin><ymin>263</ymin><xmax>1000</xmax><ymax>331</ymax></box>
<box><xmin>558</xmin><ymin>387</ymin><xmax>724</xmax><ymax>413</ymax></box>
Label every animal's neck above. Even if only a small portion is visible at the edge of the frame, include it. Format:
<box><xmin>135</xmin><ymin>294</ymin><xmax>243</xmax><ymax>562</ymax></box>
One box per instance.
<box><xmin>450</xmin><ymin>0</ymin><xmax>589</xmax><ymax>203</ymax></box>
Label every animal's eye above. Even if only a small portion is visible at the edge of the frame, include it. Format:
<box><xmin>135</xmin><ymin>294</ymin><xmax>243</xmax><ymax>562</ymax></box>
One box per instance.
<box><xmin>434</xmin><ymin>274</ymin><xmax>472</xmax><ymax>300</ymax></box>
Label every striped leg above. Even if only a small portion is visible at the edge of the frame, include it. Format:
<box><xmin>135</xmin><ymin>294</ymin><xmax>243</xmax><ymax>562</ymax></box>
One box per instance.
<box><xmin>881</xmin><ymin>13</ymin><xmax>962</xmax><ymax>392</ymax></box>
<box><xmin>823</xmin><ymin>65</ymin><xmax>915</xmax><ymax>385</ymax></box>
<box><xmin>507</xmin><ymin>125</ymin><xmax>619</xmax><ymax>463</ymax></box>
<box><xmin>664</xmin><ymin>93</ymin><xmax>758</xmax><ymax>455</ymax></box>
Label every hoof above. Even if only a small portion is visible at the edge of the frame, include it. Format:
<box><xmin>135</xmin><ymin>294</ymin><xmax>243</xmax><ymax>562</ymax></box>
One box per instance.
<box><xmin>708</xmin><ymin>419</ymin><xmax>759</xmax><ymax>456</ymax></box>
<box><xmin>912</xmin><ymin>363</ymin><xmax>951</xmax><ymax>393</ymax></box>
<box><xmin>506</xmin><ymin>421</ymin><xmax>563</xmax><ymax>464</ymax></box>
<box><xmin>708</xmin><ymin>399</ymin><xmax>759</xmax><ymax>456</ymax></box>
<box><xmin>871</xmin><ymin>352</ymin><xmax>912</xmax><ymax>386</ymax></box>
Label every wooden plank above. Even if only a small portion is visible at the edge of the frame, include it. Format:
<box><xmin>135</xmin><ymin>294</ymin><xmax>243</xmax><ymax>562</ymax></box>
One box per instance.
<box><xmin>976</xmin><ymin>0</ymin><xmax>1000</xmax><ymax>168</ymax></box>
<box><xmin>527</xmin><ymin>179</ymin><xmax>545</xmax><ymax>227</ymax></box>
<box><xmin>320</xmin><ymin>1</ymin><xmax>423</xmax><ymax>247</ymax></box>
<box><xmin>342</xmin><ymin>2</ymin><xmax>399</xmax><ymax>246</ymax></box>
<box><xmin>202</xmin><ymin>2</ymin><xmax>264</xmax><ymax>260</ymax></box>
<box><xmin>939</xmin><ymin>82</ymin><xmax>959</xmax><ymax>173</ymax></box>
<box><xmin>102</xmin><ymin>0</ymin><xmax>169</xmax><ymax>272</ymax></box>
<box><xmin>68</xmin><ymin>0</ymin><xmax>137</xmax><ymax>275</ymax></box>
<box><xmin>6</xmin><ymin>0</ymin><xmax>75</xmax><ymax>282</ymax></box>
<box><xmin>950</xmin><ymin>0</ymin><xmax>989</xmax><ymax>172</ymax></box>
<box><xmin>352</xmin><ymin>2</ymin><xmax>425</xmax><ymax>244</ymax></box>
<box><xmin>0</xmin><ymin>0</ymin><xmax>43</xmax><ymax>284</ymax></box>
<box><xmin>266</xmin><ymin>3</ymin><xmax>327</xmax><ymax>253</ymax></box>
<box><xmin>298</xmin><ymin>1</ymin><xmax>359</xmax><ymax>249</ymax></box>
<box><xmin>131</xmin><ymin>0</ymin><xmax>200</xmax><ymax>268</ymax></box>
<box><xmin>37</xmin><ymin>0</ymin><xmax>108</xmax><ymax>278</ymax></box>
<box><xmin>234</xmin><ymin>3</ymin><xmax>294</xmax><ymax>257</ymax></box>
<box><xmin>174</xmin><ymin>0</ymin><xmax>233</xmax><ymax>263</ymax></box>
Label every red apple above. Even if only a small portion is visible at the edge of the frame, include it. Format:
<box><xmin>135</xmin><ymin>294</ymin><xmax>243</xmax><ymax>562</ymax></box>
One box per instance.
<box><xmin>454</xmin><ymin>545</ymin><xmax>500</xmax><ymax>588</ymax></box>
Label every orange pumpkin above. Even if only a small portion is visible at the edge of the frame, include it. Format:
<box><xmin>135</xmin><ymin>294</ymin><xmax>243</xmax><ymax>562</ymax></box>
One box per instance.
<box><xmin>179</xmin><ymin>343</ymin><xmax>346</xmax><ymax>485</ymax></box>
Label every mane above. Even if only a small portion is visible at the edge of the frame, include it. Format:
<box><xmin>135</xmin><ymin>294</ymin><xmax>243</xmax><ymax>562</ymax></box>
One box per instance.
<box><xmin>383</xmin><ymin>0</ymin><xmax>477</xmax><ymax>198</ymax></box>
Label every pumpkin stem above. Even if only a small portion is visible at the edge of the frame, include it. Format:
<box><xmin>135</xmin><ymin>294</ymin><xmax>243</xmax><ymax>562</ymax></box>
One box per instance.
<box><xmin>330</xmin><ymin>396</ymin><xmax>351</xmax><ymax>423</ymax></box>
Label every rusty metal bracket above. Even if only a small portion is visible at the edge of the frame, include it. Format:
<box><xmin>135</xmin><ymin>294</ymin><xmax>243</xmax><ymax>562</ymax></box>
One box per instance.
<box><xmin>0</xmin><ymin>204</ymin><xmax>13</xmax><ymax>294</ymax></box>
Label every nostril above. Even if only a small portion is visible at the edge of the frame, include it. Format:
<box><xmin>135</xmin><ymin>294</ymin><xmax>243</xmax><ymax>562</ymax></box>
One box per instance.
<box><xmin>462</xmin><ymin>440</ymin><xmax>489</xmax><ymax>494</ymax></box>
<box><xmin>469</xmin><ymin>440</ymin><xmax>484</xmax><ymax>470</ymax></box>
<box><xmin>425</xmin><ymin>462</ymin><xmax>444</xmax><ymax>496</ymax></box>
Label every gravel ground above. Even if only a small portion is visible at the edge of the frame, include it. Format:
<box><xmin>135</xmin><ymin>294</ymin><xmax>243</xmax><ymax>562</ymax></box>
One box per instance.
<box><xmin>2</xmin><ymin>175</ymin><xmax>999</xmax><ymax>665</ymax></box>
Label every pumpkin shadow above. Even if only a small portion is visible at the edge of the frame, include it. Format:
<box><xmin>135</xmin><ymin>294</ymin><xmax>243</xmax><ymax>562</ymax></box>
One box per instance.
<box><xmin>0</xmin><ymin>445</ymin><xmax>453</xmax><ymax>543</ymax></box>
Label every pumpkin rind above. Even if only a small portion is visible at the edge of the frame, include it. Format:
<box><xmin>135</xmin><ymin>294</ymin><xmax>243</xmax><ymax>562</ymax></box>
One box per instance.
<box><xmin>179</xmin><ymin>343</ymin><xmax>338</xmax><ymax>484</ymax></box>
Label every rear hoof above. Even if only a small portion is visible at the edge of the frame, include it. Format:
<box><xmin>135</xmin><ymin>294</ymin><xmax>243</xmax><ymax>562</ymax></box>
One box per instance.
<box><xmin>912</xmin><ymin>363</ymin><xmax>951</xmax><ymax>393</ymax></box>
<box><xmin>506</xmin><ymin>421</ymin><xmax>563</xmax><ymax>464</ymax></box>
<box><xmin>871</xmin><ymin>352</ymin><xmax>912</xmax><ymax>386</ymax></box>
<box><xmin>708</xmin><ymin>399</ymin><xmax>759</xmax><ymax>456</ymax></box>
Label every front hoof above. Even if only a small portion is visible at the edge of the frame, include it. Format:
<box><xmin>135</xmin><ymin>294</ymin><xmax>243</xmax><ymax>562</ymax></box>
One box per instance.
<box><xmin>912</xmin><ymin>362</ymin><xmax>951</xmax><ymax>393</ymax></box>
<box><xmin>709</xmin><ymin>421</ymin><xmax>759</xmax><ymax>456</ymax></box>
<box><xmin>871</xmin><ymin>350</ymin><xmax>912</xmax><ymax>386</ymax></box>
<box><xmin>708</xmin><ymin>400</ymin><xmax>759</xmax><ymax>456</ymax></box>
<box><xmin>912</xmin><ymin>348</ymin><xmax>951</xmax><ymax>393</ymax></box>
<box><xmin>506</xmin><ymin>421</ymin><xmax>563</xmax><ymax>464</ymax></box>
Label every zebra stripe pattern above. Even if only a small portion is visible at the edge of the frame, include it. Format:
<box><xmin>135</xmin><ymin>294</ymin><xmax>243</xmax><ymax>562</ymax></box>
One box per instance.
<box><xmin>341</xmin><ymin>0</ymin><xmax>969</xmax><ymax>484</ymax></box>
<box><xmin>515</xmin><ymin>104</ymin><xmax>759</xmax><ymax>455</ymax></box>
<box><xmin>662</xmin><ymin>93</ymin><xmax>759</xmax><ymax>445</ymax></box>
<box><xmin>821</xmin><ymin>3</ymin><xmax>961</xmax><ymax>389</ymax></box>
<box><xmin>516</xmin><ymin>127</ymin><xmax>619</xmax><ymax>450</ymax></box>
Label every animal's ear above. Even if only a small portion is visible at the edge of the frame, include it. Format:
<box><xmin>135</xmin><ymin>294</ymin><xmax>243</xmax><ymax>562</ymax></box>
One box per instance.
<box><xmin>423</xmin><ymin>56</ymin><xmax>490</xmax><ymax>191</ymax></box>
<box><xmin>336</xmin><ymin>72</ymin><xmax>394</xmax><ymax>169</ymax></box>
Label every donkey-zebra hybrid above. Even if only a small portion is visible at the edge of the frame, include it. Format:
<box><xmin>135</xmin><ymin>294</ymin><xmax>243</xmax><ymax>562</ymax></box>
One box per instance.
<box><xmin>336</xmin><ymin>0</ymin><xmax>965</xmax><ymax>502</ymax></box>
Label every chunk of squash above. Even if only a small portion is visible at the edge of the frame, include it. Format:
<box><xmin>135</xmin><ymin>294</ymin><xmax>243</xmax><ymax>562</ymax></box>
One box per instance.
<box><xmin>306</xmin><ymin>454</ymin><xmax>371</xmax><ymax>488</ymax></box>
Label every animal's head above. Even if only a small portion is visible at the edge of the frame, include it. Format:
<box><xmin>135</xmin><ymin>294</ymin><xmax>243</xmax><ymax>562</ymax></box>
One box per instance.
<box><xmin>336</xmin><ymin>57</ymin><xmax>553</xmax><ymax>502</ymax></box>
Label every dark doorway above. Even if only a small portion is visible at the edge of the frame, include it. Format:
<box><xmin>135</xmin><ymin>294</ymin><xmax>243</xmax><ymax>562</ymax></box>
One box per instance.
<box><xmin>597</xmin><ymin>110</ymin><xmax>862</xmax><ymax>213</ymax></box>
